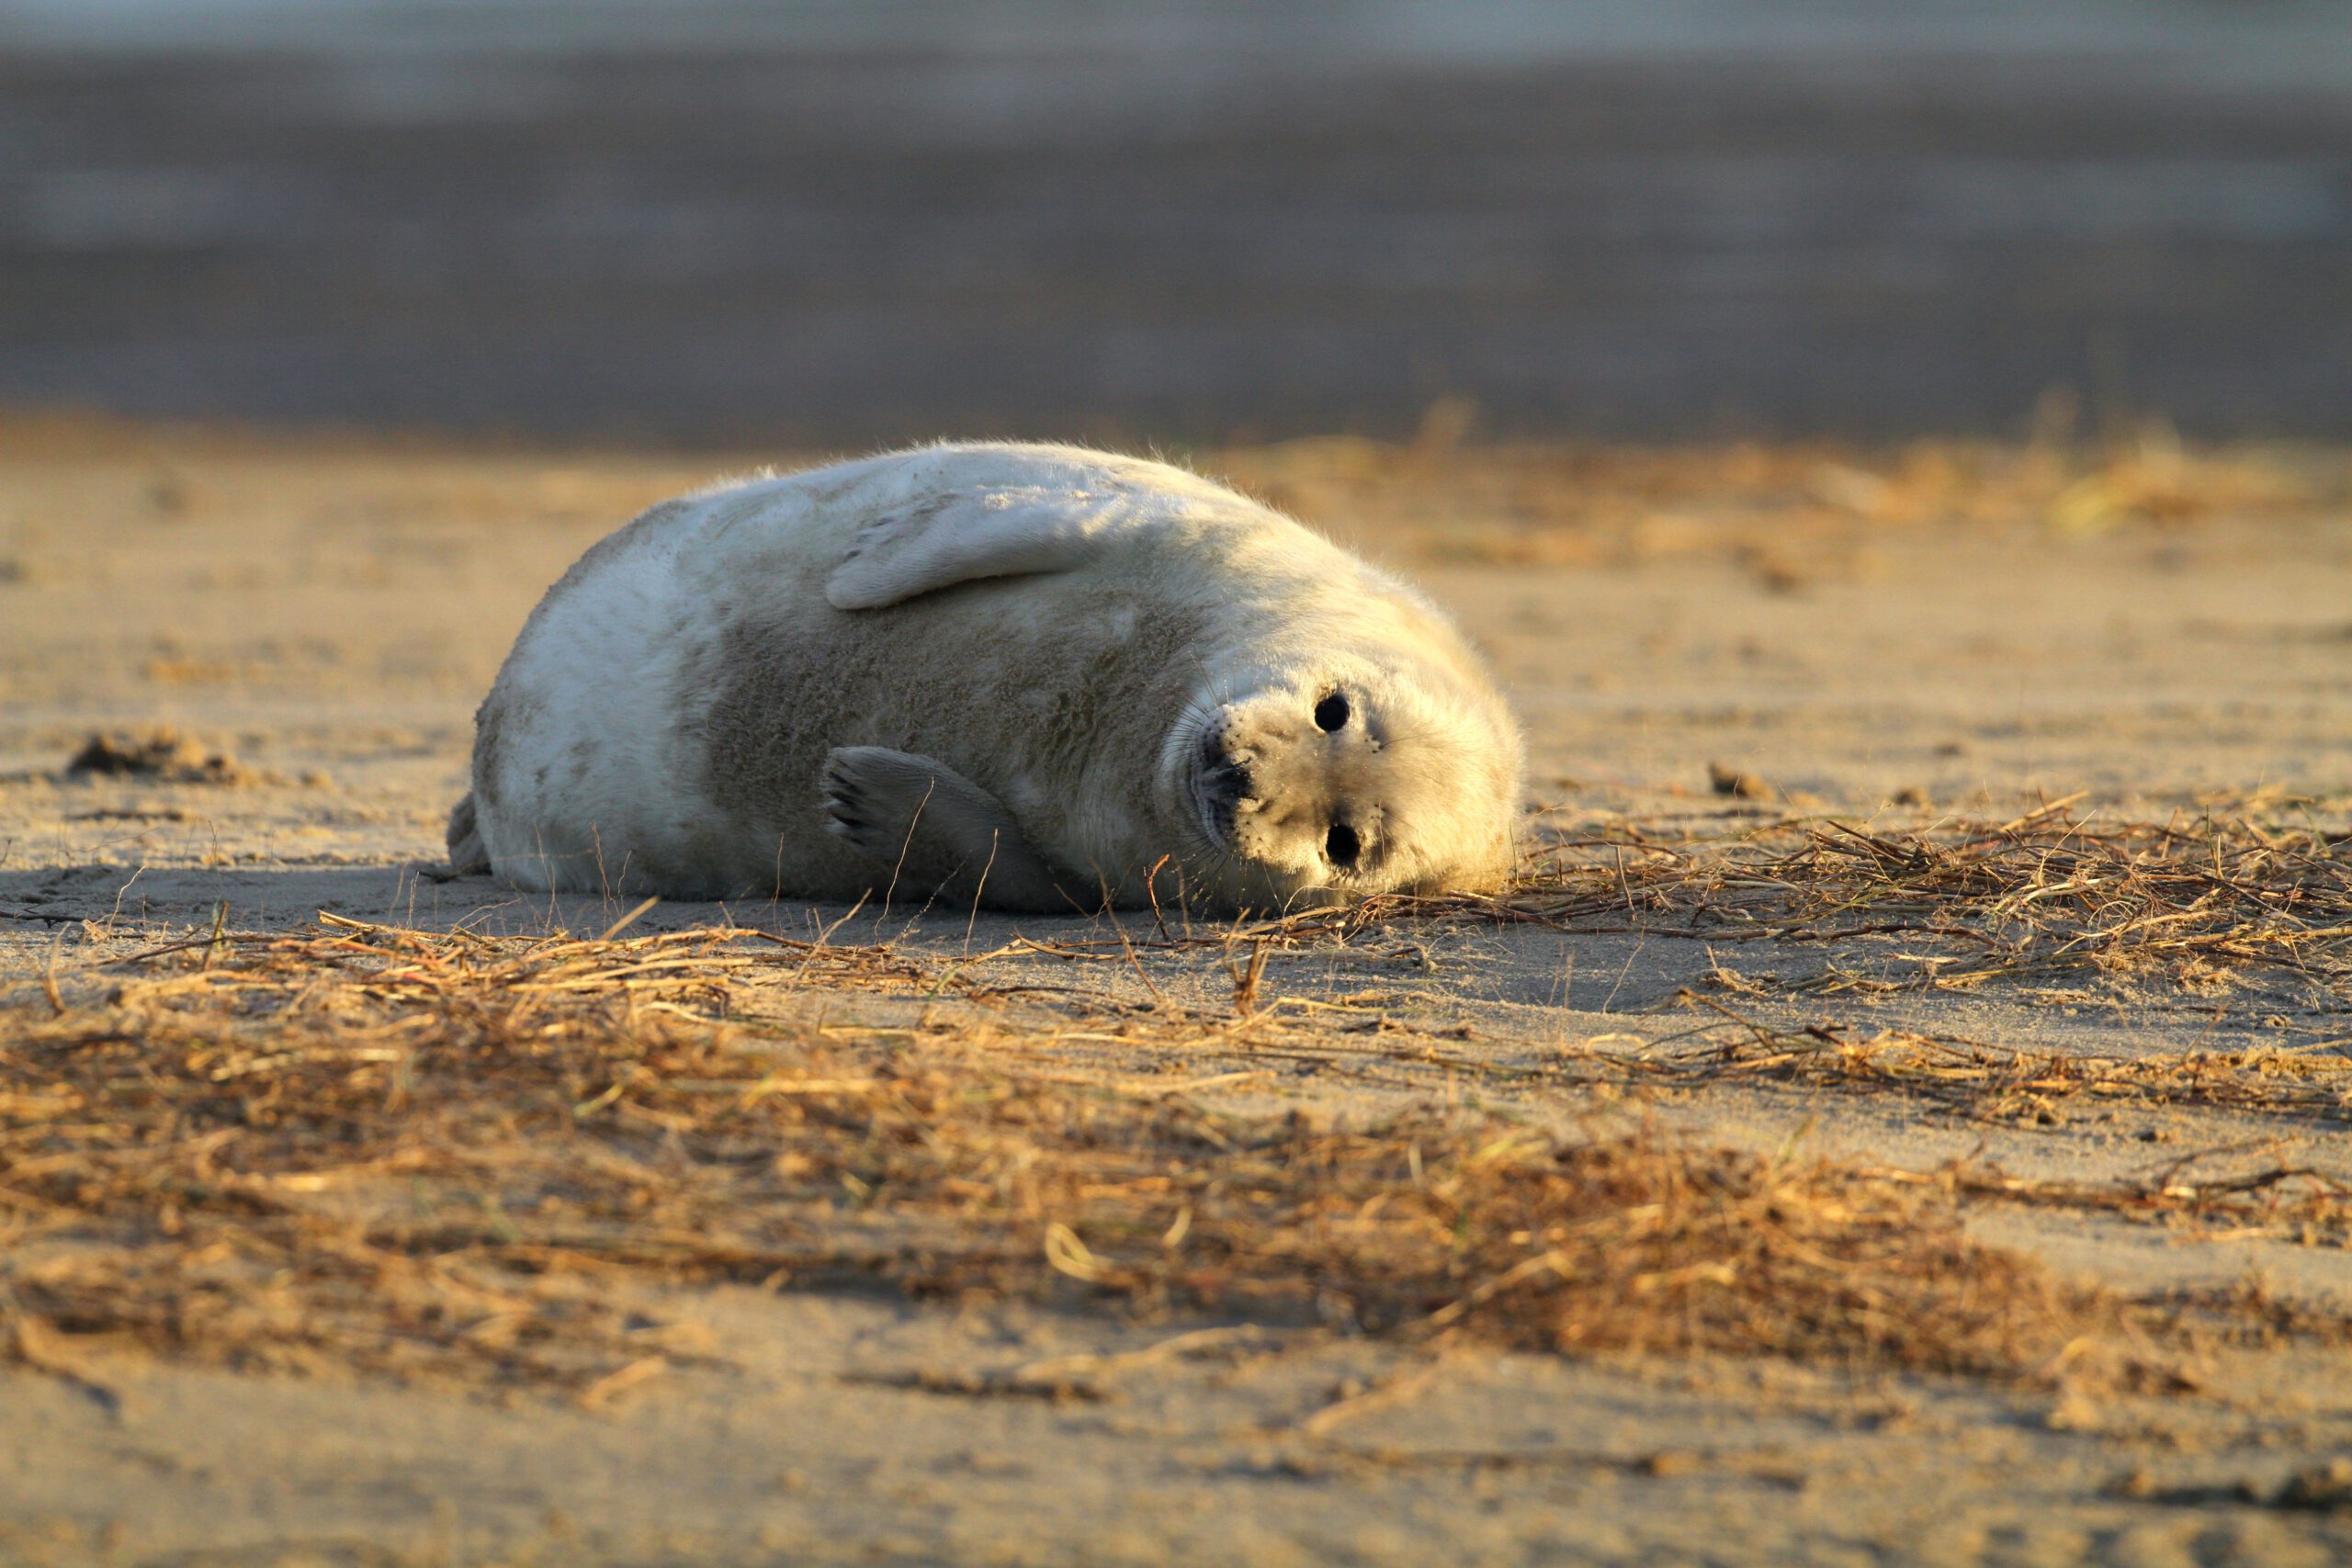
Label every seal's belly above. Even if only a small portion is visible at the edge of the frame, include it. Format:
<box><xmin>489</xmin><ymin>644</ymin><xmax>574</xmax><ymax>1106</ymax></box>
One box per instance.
<box><xmin>480</xmin><ymin>525</ymin><xmax>1203</xmax><ymax>899</ymax></box>
<box><xmin>688</xmin><ymin>577</ymin><xmax>1201</xmax><ymax>893</ymax></box>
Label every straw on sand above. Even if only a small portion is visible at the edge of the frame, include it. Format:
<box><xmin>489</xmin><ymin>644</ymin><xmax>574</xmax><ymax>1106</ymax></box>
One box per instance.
<box><xmin>5</xmin><ymin>799</ymin><xmax>2346</xmax><ymax>1399</ymax></box>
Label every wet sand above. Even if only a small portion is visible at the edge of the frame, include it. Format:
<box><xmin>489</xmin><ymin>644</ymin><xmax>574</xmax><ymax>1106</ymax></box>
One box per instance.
<box><xmin>4</xmin><ymin>20</ymin><xmax>2350</xmax><ymax>444</ymax></box>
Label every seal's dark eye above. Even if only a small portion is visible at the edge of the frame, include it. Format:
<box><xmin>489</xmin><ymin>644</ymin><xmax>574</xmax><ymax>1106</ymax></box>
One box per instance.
<box><xmin>1314</xmin><ymin>693</ymin><xmax>1350</xmax><ymax>732</ymax></box>
<box><xmin>1325</xmin><ymin>822</ymin><xmax>1360</xmax><ymax>868</ymax></box>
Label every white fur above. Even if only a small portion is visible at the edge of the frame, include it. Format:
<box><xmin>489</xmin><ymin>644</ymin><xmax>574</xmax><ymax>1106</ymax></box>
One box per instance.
<box><xmin>459</xmin><ymin>442</ymin><xmax>1523</xmax><ymax>910</ymax></box>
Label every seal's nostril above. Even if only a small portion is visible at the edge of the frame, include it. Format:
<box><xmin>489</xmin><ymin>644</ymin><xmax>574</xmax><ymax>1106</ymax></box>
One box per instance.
<box><xmin>1199</xmin><ymin>753</ymin><xmax>1256</xmax><ymax>813</ymax></box>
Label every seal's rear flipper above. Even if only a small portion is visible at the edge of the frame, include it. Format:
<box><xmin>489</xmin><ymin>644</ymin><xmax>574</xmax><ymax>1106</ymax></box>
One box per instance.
<box><xmin>440</xmin><ymin>791</ymin><xmax>491</xmax><ymax>878</ymax></box>
<box><xmin>820</xmin><ymin>746</ymin><xmax>1080</xmax><ymax>912</ymax></box>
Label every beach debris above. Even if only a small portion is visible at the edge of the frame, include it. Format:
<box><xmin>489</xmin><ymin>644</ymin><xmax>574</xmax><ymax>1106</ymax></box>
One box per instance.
<box><xmin>1707</xmin><ymin>761</ymin><xmax>1774</xmax><ymax>799</ymax></box>
<box><xmin>64</xmin><ymin>727</ymin><xmax>261</xmax><ymax>784</ymax></box>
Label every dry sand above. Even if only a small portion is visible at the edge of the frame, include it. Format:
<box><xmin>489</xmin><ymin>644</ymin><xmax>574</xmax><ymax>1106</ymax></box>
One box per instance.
<box><xmin>3</xmin><ymin>416</ymin><xmax>2351</xmax><ymax>1565</ymax></box>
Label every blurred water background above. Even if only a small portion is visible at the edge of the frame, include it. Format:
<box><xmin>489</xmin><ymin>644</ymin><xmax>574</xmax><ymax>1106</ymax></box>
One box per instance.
<box><xmin>1</xmin><ymin>0</ymin><xmax>2346</xmax><ymax>444</ymax></box>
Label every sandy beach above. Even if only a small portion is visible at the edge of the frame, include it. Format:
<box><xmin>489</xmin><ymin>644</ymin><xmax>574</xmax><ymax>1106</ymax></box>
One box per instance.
<box><xmin>3</xmin><ymin>416</ymin><xmax>2350</xmax><ymax>1565</ymax></box>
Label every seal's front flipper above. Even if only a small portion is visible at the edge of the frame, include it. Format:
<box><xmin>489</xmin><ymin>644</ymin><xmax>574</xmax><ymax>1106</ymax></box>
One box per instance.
<box><xmin>824</xmin><ymin>483</ymin><xmax>1143</xmax><ymax>611</ymax></box>
<box><xmin>820</xmin><ymin>746</ymin><xmax>1080</xmax><ymax>912</ymax></box>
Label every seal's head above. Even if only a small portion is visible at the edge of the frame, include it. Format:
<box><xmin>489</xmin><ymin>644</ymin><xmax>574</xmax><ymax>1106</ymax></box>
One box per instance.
<box><xmin>1158</xmin><ymin>651</ymin><xmax>1522</xmax><ymax>911</ymax></box>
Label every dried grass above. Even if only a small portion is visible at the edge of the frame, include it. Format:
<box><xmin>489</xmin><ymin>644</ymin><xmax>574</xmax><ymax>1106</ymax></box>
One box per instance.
<box><xmin>1606</xmin><ymin>1014</ymin><xmax>2352</xmax><ymax>1246</ymax></box>
<box><xmin>4</xmin><ymin>800</ymin><xmax>2346</xmax><ymax>1398</ymax></box>
<box><xmin>1497</xmin><ymin>802</ymin><xmax>2352</xmax><ymax>1003</ymax></box>
<box><xmin>1158</xmin><ymin>805</ymin><xmax>2349</xmax><ymax>1011</ymax></box>
<box><xmin>2</xmin><ymin>918</ymin><xmax>2140</xmax><ymax>1395</ymax></box>
<box><xmin>1642</xmin><ymin>1010</ymin><xmax>2352</xmax><ymax>1132</ymax></box>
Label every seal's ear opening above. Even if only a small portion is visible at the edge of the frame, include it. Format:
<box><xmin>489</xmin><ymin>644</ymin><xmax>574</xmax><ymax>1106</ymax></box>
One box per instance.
<box><xmin>1314</xmin><ymin>692</ymin><xmax>1351</xmax><ymax>731</ymax></box>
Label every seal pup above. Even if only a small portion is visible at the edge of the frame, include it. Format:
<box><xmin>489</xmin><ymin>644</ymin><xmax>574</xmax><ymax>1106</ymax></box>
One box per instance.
<box><xmin>450</xmin><ymin>442</ymin><xmax>1522</xmax><ymax>913</ymax></box>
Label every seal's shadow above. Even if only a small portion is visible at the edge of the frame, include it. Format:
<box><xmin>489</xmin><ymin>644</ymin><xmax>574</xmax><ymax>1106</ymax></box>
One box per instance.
<box><xmin>0</xmin><ymin>862</ymin><xmax>1173</xmax><ymax>949</ymax></box>
<box><xmin>0</xmin><ymin>862</ymin><xmax>1737</xmax><ymax>1021</ymax></box>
